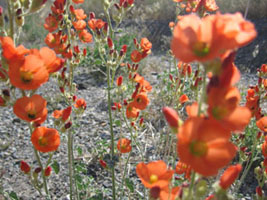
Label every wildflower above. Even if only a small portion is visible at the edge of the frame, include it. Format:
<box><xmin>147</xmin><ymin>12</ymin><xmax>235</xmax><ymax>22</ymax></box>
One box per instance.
<box><xmin>131</xmin><ymin>50</ymin><xmax>143</xmax><ymax>63</ymax></box>
<box><xmin>88</xmin><ymin>19</ymin><xmax>105</xmax><ymax>30</ymax></box>
<box><xmin>39</xmin><ymin>47</ymin><xmax>63</xmax><ymax>74</ymax></box>
<box><xmin>179</xmin><ymin>94</ymin><xmax>189</xmax><ymax>104</ymax></box>
<box><xmin>44</xmin><ymin>32</ymin><xmax>62</xmax><ymax>49</ymax></box>
<box><xmin>31</xmin><ymin>127</ymin><xmax>60</xmax><ymax>153</ymax></box>
<box><xmin>171</xmin><ymin>13</ymin><xmax>257</xmax><ymax>63</ymax></box>
<box><xmin>219</xmin><ymin>164</ymin><xmax>242</xmax><ymax>189</ymax></box>
<box><xmin>8</xmin><ymin>53</ymin><xmax>49</xmax><ymax>90</ymax></box>
<box><xmin>117</xmin><ymin>138</ymin><xmax>132</xmax><ymax>153</ymax></box>
<box><xmin>72</xmin><ymin>20</ymin><xmax>86</xmax><ymax>30</ymax></box>
<box><xmin>79</xmin><ymin>29</ymin><xmax>93</xmax><ymax>43</ymax></box>
<box><xmin>44</xmin><ymin>15</ymin><xmax>58</xmax><ymax>32</ymax></box>
<box><xmin>73</xmin><ymin>9</ymin><xmax>87</xmax><ymax>20</ymax></box>
<box><xmin>136</xmin><ymin>160</ymin><xmax>174</xmax><ymax>189</ymax></box>
<box><xmin>20</xmin><ymin>161</ymin><xmax>31</xmax><ymax>174</ymax></box>
<box><xmin>126</xmin><ymin>102</ymin><xmax>139</xmax><ymax>118</ymax></box>
<box><xmin>208</xmin><ymin>86</ymin><xmax>251</xmax><ymax>132</ymax></box>
<box><xmin>0</xmin><ymin>36</ymin><xmax>29</xmax><ymax>61</ymax></box>
<box><xmin>13</xmin><ymin>95</ymin><xmax>47</xmax><ymax>124</ymax></box>
<box><xmin>177</xmin><ymin>117</ymin><xmax>236</xmax><ymax>176</ymax></box>
<box><xmin>74</xmin><ymin>98</ymin><xmax>86</xmax><ymax>110</ymax></box>
<box><xmin>256</xmin><ymin>116</ymin><xmax>267</xmax><ymax>132</ymax></box>
<box><xmin>140</xmin><ymin>37</ymin><xmax>152</xmax><ymax>52</ymax></box>
<box><xmin>132</xmin><ymin>92</ymin><xmax>149</xmax><ymax>110</ymax></box>
<box><xmin>52</xmin><ymin>106</ymin><xmax>72</xmax><ymax>121</ymax></box>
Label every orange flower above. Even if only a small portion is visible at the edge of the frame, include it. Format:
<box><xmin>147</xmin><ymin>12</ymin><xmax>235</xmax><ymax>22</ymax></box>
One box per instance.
<box><xmin>177</xmin><ymin>117</ymin><xmax>237</xmax><ymax>176</ymax></box>
<box><xmin>186</xmin><ymin>102</ymin><xmax>199</xmax><ymax>117</ymax></box>
<box><xmin>88</xmin><ymin>19</ymin><xmax>105</xmax><ymax>30</ymax></box>
<box><xmin>39</xmin><ymin>47</ymin><xmax>63</xmax><ymax>73</ymax></box>
<box><xmin>131</xmin><ymin>50</ymin><xmax>143</xmax><ymax>63</ymax></box>
<box><xmin>136</xmin><ymin>160</ymin><xmax>174</xmax><ymax>189</ymax></box>
<box><xmin>219</xmin><ymin>164</ymin><xmax>242</xmax><ymax>189</ymax></box>
<box><xmin>13</xmin><ymin>94</ymin><xmax>47</xmax><ymax>124</ymax></box>
<box><xmin>208</xmin><ymin>86</ymin><xmax>251</xmax><ymax>132</ymax></box>
<box><xmin>132</xmin><ymin>92</ymin><xmax>149</xmax><ymax>110</ymax></box>
<box><xmin>160</xmin><ymin>186</ymin><xmax>180</xmax><ymax>200</ymax></box>
<box><xmin>179</xmin><ymin>94</ymin><xmax>189</xmax><ymax>104</ymax></box>
<box><xmin>44</xmin><ymin>15</ymin><xmax>58</xmax><ymax>32</ymax></box>
<box><xmin>31</xmin><ymin>126</ymin><xmax>60</xmax><ymax>153</ymax></box>
<box><xmin>72</xmin><ymin>0</ymin><xmax>84</xmax><ymax>4</ymax></box>
<box><xmin>8</xmin><ymin>53</ymin><xmax>49</xmax><ymax>90</ymax></box>
<box><xmin>175</xmin><ymin>160</ymin><xmax>188</xmax><ymax>174</ymax></box>
<box><xmin>140</xmin><ymin>37</ymin><xmax>152</xmax><ymax>52</ymax></box>
<box><xmin>73</xmin><ymin>9</ymin><xmax>87</xmax><ymax>20</ymax></box>
<box><xmin>74</xmin><ymin>98</ymin><xmax>86</xmax><ymax>110</ymax></box>
<box><xmin>52</xmin><ymin>106</ymin><xmax>72</xmax><ymax>121</ymax></box>
<box><xmin>44</xmin><ymin>32</ymin><xmax>62</xmax><ymax>49</ymax></box>
<box><xmin>171</xmin><ymin>13</ymin><xmax>257</xmax><ymax>63</ymax></box>
<box><xmin>117</xmin><ymin>138</ymin><xmax>132</xmax><ymax>153</ymax></box>
<box><xmin>79</xmin><ymin>29</ymin><xmax>93</xmax><ymax>43</ymax></box>
<box><xmin>126</xmin><ymin>102</ymin><xmax>139</xmax><ymax>119</ymax></box>
<box><xmin>162</xmin><ymin>107</ymin><xmax>180</xmax><ymax>132</ymax></box>
<box><xmin>72</xmin><ymin>20</ymin><xmax>86</xmax><ymax>30</ymax></box>
<box><xmin>256</xmin><ymin>116</ymin><xmax>267</xmax><ymax>132</ymax></box>
<box><xmin>0</xmin><ymin>36</ymin><xmax>29</xmax><ymax>61</ymax></box>
<box><xmin>133</xmin><ymin>73</ymin><xmax>152</xmax><ymax>92</ymax></box>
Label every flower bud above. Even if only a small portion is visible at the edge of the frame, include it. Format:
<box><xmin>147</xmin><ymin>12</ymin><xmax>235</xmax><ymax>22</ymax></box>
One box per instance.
<box><xmin>116</xmin><ymin>76</ymin><xmax>123</xmax><ymax>86</ymax></box>
<box><xmin>99</xmin><ymin>159</ymin><xmax>107</xmax><ymax>168</ymax></box>
<box><xmin>162</xmin><ymin>107</ymin><xmax>180</xmax><ymax>133</ymax></box>
<box><xmin>20</xmin><ymin>161</ymin><xmax>31</xmax><ymax>174</ymax></box>
<box><xmin>107</xmin><ymin>37</ymin><xmax>113</xmax><ymax>49</ymax></box>
<box><xmin>256</xmin><ymin>186</ymin><xmax>263</xmax><ymax>197</ymax></box>
<box><xmin>219</xmin><ymin>164</ymin><xmax>242</xmax><ymax>190</ymax></box>
<box><xmin>64</xmin><ymin>121</ymin><xmax>72</xmax><ymax>129</ymax></box>
<box><xmin>44</xmin><ymin>166</ymin><xmax>52</xmax><ymax>177</ymax></box>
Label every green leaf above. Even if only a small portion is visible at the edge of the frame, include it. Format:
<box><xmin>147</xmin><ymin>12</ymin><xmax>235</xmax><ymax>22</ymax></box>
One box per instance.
<box><xmin>77</xmin><ymin>146</ymin><xmax>83</xmax><ymax>156</ymax></box>
<box><xmin>9</xmin><ymin>191</ymin><xmax>19</xmax><ymax>200</ymax></box>
<box><xmin>94</xmin><ymin>59</ymin><xmax>102</xmax><ymax>65</ymax></box>
<box><xmin>125</xmin><ymin>178</ymin><xmax>134</xmax><ymax>192</ymax></box>
<box><xmin>114</xmin><ymin>120</ymin><xmax>121</xmax><ymax>126</ymax></box>
<box><xmin>51</xmin><ymin>161</ymin><xmax>60</xmax><ymax>174</ymax></box>
<box><xmin>75</xmin><ymin>174</ymin><xmax>83</xmax><ymax>183</ymax></box>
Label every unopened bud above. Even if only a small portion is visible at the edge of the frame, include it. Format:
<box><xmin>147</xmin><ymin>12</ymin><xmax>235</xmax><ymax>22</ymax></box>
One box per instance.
<box><xmin>89</xmin><ymin>12</ymin><xmax>95</xmax><ymax>19</ymax></box>
<box><xmin>107</xmin><ymin>37</ymin><xmax>113</xmax><ymax>49</ymax></box>
<box><xmin>64</xmin><ymin>121</ymin><xmax>72</xmax><ymax>129</ymax></box>
<box><xmin>44</xmin><ymin>166</ymin><xmax>52</xmax><ymax>177</ymax></box>
<box><xmin>20</xmin><ymin>161</ymin><xmax>31</xmax><ymax>174</ymax></box>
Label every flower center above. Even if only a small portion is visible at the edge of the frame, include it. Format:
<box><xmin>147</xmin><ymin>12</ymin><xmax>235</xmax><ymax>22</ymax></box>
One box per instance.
<box><xmin>150</xmin><ymin>174</ymin><xmax>158</xmax><ymax>184</ymax></box>
<box><xmin>190</xmin><ymin>140</ymin><xmax>208</xmax><ymax>157</ymax></box>
<box><xmin>193</xmin><ymin>41</ymin><xmax>210</xmax><ymax>57</ymax></box>
<box><xmin>20</xmin><ymin>70</ymin><xmax>33</xmax><ymax>83</ymax></box>
<box><xmin>38</xmin><ymin>137</ymin><xmax>48</xmax><ymax>146</ymax></box>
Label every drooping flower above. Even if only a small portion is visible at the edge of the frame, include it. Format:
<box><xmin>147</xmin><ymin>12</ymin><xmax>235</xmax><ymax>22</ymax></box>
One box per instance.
<box><xmin>31</xmin><ymin>126</ymin><xmax>60</xmax><ymax>153</ymax></box>
<box><xmin>219</xmin><ymin>164</ymin><xmax>242</xmax><ymax>189</ymax></box>
<box><xmin>136</xmin><ymin>160</ymin><xmax>174</xmax><ymax>189</ymax></box>
<box><xmin>13</xmin><ymin>94</ymin><xmax>47</xmax><ymax>124</ymax></box>
<box><xmin>177</xmin><ymin>117</ymin><xmax>237</xmax><ymax>176</ymax></box>
<box><xmin>117</xmin><ymin>138</ymin><xmax>132</xmax><ymax>153</ymax></box>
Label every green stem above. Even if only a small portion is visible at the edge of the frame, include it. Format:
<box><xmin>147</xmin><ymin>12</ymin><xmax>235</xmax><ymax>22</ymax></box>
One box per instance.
<box><xmin>67</xmin><ymin>130</ymin><xmax>74</xmax><ymax>200</ymax></box>
<box><xmin>120</xmin><ymin>152</ymin><xmax>131</xmax><ymax>199</ymax></box>
<box><xmin>107</xmin><ymin>65</ymin><xmax>116</xmax><ymax>200</ymax></box>
<box><xmin>104</xmin><ymin>7</ymin><xmax>114</xmax><ymax>39</ymax></box>
<box><xmin>187</xmin><ymin>171</ymin><xmax>196</xmax><ymax>199</ymax></box>
<box><xmin>235</xmin><ymin>127</ymin><xmax>258</xmax><ymax>193</ymax></box>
